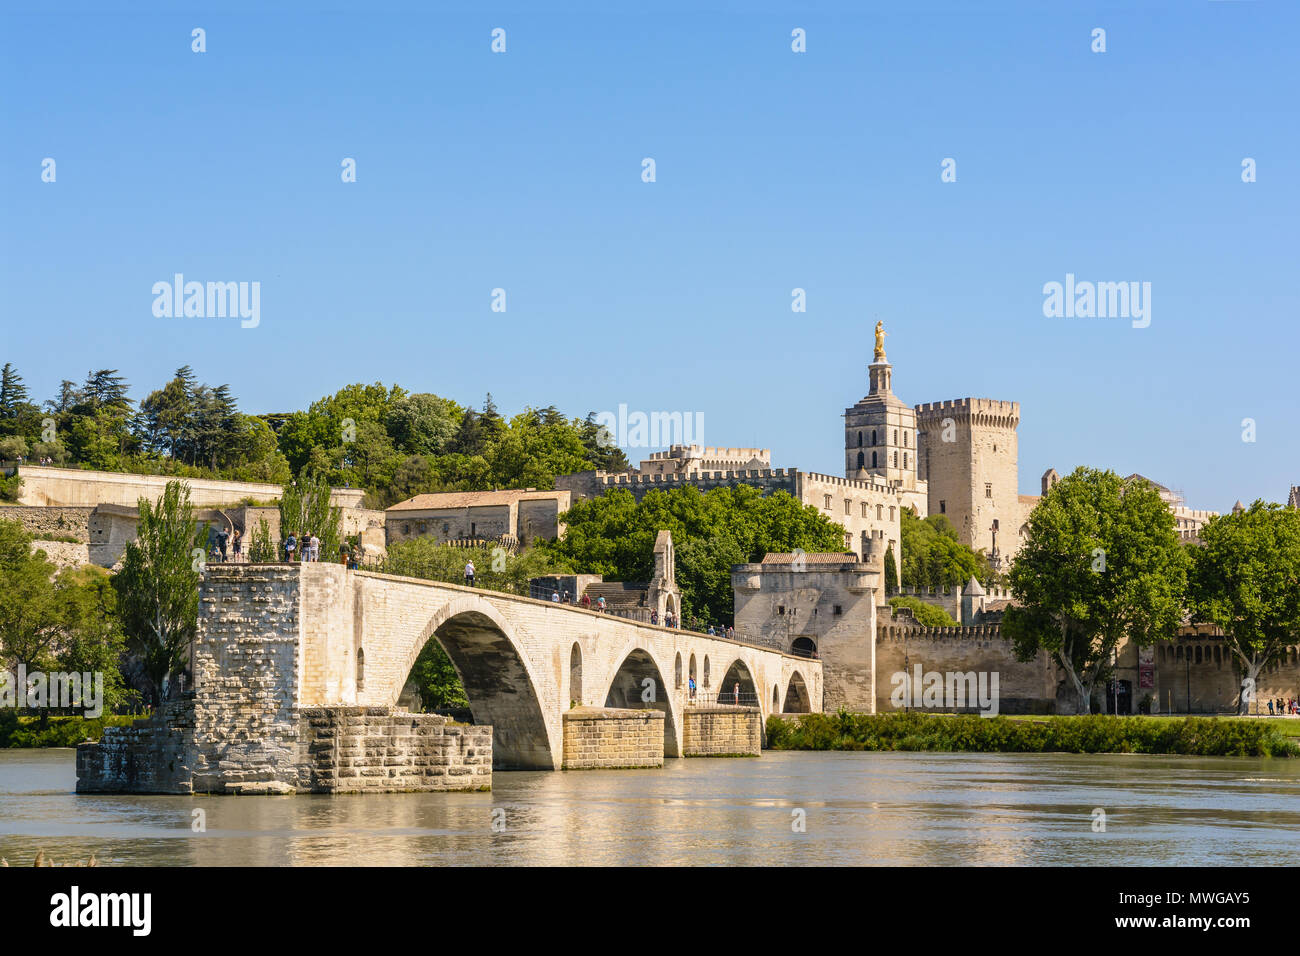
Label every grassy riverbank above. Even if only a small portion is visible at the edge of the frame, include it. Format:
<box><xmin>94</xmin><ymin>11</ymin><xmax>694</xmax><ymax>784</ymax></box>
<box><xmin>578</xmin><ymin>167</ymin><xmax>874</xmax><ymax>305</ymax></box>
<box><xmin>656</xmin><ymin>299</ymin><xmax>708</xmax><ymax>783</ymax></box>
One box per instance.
<box><xmin>766</xmin><ymin>712</ymin><xmax>1300</xmax><ymax>758</ymax></box>
<box><xmin>0</xmin><ymin>713</ymin><xmax>141</xmax><ymax>748</ymax></box>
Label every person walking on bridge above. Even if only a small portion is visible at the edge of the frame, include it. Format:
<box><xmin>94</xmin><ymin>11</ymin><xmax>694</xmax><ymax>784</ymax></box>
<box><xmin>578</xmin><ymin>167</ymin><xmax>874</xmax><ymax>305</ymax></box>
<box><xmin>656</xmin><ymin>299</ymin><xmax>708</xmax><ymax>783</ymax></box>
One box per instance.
<box><xmin>464</xmin><ymin>559</ymin><xmax>475</xmax><ymax>587</ymax></box>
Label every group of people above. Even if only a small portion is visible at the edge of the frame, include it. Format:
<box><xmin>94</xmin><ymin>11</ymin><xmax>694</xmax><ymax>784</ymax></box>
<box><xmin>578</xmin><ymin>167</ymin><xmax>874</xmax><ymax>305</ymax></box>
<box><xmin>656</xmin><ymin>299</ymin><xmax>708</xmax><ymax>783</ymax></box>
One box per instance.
<box><xmin>210</xmin><ymin>528</ymin><xmax>242</xmax><ymax>563</ymax></box>
<box><xmin>284</xmin><ymin>531</ymin><xmax>323</xmax><ymax>563</ymax></box>
<box><xmin>1267</xmin><ymin>698</ymin><xmax>1299</xmax><ymax>715</ymax></box>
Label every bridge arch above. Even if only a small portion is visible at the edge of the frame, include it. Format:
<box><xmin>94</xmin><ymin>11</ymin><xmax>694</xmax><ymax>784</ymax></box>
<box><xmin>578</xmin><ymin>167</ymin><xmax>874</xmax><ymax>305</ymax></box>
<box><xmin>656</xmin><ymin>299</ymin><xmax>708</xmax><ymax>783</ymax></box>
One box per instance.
<box><xmin>395</xmin><ymin>594</ymin><xmax>556</xmax><ymax>770</ymax></box>
<box><xmin>603</xmin><ymin>643</ymin><xmax>681</xmax><ymax>758</ymax></box>
<box><xmin>783</xmin><ymin>670</ymin><xmax>812</xmax><ymax>713</ymax></box>
<box><xmin>717</xmin><ymin>657</ymin><xmax>759</xmax><ymax>706</ymax></box>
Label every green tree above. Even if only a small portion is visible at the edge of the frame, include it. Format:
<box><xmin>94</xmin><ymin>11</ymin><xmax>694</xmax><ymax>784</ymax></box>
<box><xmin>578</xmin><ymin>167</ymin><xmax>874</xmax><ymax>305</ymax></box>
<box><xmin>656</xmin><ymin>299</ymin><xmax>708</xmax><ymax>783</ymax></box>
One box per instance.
<box><xmin>883</xmin><ymin>545</ymin><xmax>898</xmax><ymax>592</ymax></box>
<box><xmin>539</xmin><ymin>485</ymin><xmax>846</xmax><ymax>626</ymax></box>
<box><xmin>279</xmin><ymin>472</ymin><xmax>343</xmax><ymax>560</ymax></box>
<box><xmin>1189</xmin><ymin>501</ymin><xmax>1300</xmax><ymax>714</ymax></box>
<box><xmin>1003</xmin><ymin>468</ymin><xmax>1188</xmax><ymax>714</ymax></box>
<box><xmin>113</xmin><ymin>481</ymin><xmax>202</xmax><ymax>705</ymax></box>
<box><xmin>0</xmin><ymin>524</ymin><xmax>66</xmax><ymax>684</ymax></box>
<box><xmin>0</xmin><ymin>523</ymin><xmax>127</xmax><ymax>716</ymax></box>
<box><xmin>898</xmin><ymin>510</ymin><xmax>992</xmax><ymax>588</ymax></box>
<box><xmin>888</xmin><ymin>594</ymin><xmax>958</xmax><ymax>627</ymax></box>
<box><xmin>247</xmin><ymin>517</ymin><xmax>278</xmax><ymax>563</ymax></box>
<box><xmin>52</xmin><ymin>565</ymin><xmax>128</xmax><ymax>714</ymax></box>
<box><xmin>409</xmin><ymin>641</ymin><xmax>469</xmax><ymax>711</ymax></box>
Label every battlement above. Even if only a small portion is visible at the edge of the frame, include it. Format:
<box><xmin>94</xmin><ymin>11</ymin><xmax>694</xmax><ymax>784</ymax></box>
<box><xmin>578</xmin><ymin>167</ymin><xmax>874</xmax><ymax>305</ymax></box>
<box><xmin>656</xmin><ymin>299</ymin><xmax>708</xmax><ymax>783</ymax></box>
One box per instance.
<box><xmin>602</xmin><ymin>467</ymin><xmax>795</xmax><ymax>485</ymax></box>
<box><xmin>877</xmin><ymin>623</ymin><xmax>1005</xmax><ymax>641</ymax></box>
<box><xmin>913</xmin><ymin>398</ymin><xmax>1021</xmax><ymax>425</ymax></box>
<box><xmin>893</xmin><ymin>583</ymin><xmax>1013</xmax><ymax>600</ymax></box>
<box><xmin>648</xmin><ymin>444</ymin><xmax>770</xmax><ymax>462</ymax></box>
<box><xmin>801</xmin><ymin>471</ymin><xmax>894</xmax><ymax>494</ymax></box>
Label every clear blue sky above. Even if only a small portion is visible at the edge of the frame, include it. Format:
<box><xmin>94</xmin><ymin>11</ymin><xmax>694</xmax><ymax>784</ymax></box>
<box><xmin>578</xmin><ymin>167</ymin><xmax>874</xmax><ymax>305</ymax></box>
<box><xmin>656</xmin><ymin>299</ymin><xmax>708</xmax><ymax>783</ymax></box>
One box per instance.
<box><xmin>2</xmin><ymin>0</ymin><xmax>1296</xmax><ymax>510</ymax></box>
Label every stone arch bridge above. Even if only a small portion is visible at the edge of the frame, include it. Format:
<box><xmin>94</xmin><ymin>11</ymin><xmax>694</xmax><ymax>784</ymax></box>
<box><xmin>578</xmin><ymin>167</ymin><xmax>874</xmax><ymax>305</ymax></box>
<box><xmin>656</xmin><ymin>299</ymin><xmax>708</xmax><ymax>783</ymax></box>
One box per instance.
<box><xmin>198</xmin><ymin>563</ymin><xmax>822</xmax><ymax>773</ymax></box>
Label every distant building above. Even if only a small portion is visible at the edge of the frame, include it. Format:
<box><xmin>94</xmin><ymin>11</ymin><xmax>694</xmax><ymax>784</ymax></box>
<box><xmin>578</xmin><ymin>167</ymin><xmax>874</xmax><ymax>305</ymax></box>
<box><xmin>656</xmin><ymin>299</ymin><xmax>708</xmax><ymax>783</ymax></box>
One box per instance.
<box><xmin>385</xmin><ymin>488</ymin><xmax>570</xmax><ymax>548</ymax></box>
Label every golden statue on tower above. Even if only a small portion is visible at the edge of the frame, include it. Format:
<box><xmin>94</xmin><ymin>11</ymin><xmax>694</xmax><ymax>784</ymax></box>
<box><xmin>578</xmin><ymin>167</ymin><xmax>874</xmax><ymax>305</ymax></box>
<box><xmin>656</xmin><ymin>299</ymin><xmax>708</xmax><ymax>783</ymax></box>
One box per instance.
<box><xmin>873</xmin><ymin>320</ymin><xmax>887</xmax><ymax>362</ymax></box>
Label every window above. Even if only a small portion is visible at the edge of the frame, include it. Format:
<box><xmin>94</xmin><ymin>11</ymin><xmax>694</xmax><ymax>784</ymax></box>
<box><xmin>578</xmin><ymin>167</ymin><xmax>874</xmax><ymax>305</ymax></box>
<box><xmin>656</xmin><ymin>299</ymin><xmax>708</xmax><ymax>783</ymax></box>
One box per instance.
<box><xmin>877</xmin><ymin>505</ymin><xmax>883</xmax><ymax>519</ymax></box>
<box><xmin>833</xmin><ymin>605</ymin><xmax>843</xmax><ymax>615</ymax></box>
<box><xmin>857</xmin><ymin>451</ymin><xmax>865</xmax><ymax>469</ymax></box>
<box><xmin>857</xmin><ymin>431</ymin><xmax>863</xmax><ymax>447</ymax></box>
<box><xmin>903</xmin><ymin>453</ymin><xmax>908</xmax><ymax>469</ymax></box>
<box><xmin>984</xmin><ymin>483</ymin><xmax>992</xmax><ymax>499</ymax></box>
<box><xmin>871</xmin><ymin>430</ymin><xmax>877</xmax><ymax>446</ymax></box>
<box><xmin>862</xmin><ymin>502</ymin><xmax>869</xmax><ymax>517</ymax></box>
<box><xmin>824</xmin><ymin>494</ymin><xmax>832</xmax><ymax>509</ymax></box>
<box><xmin>904</xmin><ymin>431</ymin><xmax>909</xmax><ymax>447</ymax></box>
<box><xmin>889</xmin><ymin>506</ymin><xmax>895</xmax><ymax>520</ymax></box>
<box><xmin>844</xmin><ymin>499</ymin><xmax>851</xmax><ymax>515</ymax></box>
<box><xmin>893</xmin><ymin>429</ymin><xmax>898</xmax><ymax>445</ymax></box>
<box><xmin>777</xmin><ymin>605</ymin><xmax>785</xmax><ymax>615</ymax></box>
<box><xmin>893</xmin><ymin>452</ymin><xmax>898</xmax><ymax>468</ymax></box>
<box><xmin>844</xmin><ymin>532</ymin><xmax>852</xmax><ymax>549</ymax></box>
<box><xmin>939</xmin><ymin>500</ymin><xmax>946</xmax><ymax>514</ymax></box>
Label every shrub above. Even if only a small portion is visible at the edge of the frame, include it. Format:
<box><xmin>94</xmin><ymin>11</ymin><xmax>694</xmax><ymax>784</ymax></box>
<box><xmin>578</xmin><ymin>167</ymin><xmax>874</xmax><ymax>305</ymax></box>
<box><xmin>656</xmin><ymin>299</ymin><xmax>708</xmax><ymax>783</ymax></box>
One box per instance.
<box><xmin>764</xmin><ymin>713</ymin><xmax>1299</xmax><ymax>758</ymax></box>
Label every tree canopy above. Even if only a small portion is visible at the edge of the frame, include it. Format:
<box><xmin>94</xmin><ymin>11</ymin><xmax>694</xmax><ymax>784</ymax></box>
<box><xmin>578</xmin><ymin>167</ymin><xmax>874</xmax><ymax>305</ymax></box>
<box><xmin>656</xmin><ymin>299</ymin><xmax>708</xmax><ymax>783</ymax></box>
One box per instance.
<box><xmin>1003</xmin><ymin>468</ymin><xmax>1188</xmax><ymax>714</ymax></box>
<box><xmin>538</xmin><ymin>485</ymin><xmax>848</xmax><ymax>627</ymax></box>
<box><xmin>1188</xmin><ymin>500</ymin><xmax>1300</xmax><ymax>713</ymax></box>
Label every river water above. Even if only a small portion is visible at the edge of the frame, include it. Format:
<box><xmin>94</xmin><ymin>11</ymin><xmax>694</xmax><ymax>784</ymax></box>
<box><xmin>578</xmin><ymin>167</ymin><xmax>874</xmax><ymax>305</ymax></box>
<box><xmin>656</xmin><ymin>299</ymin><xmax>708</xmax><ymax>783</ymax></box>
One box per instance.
<box><xmin>2</xmin><ymin>749</ymin><xmax>1298</xmax><ymax>866</ymax></box>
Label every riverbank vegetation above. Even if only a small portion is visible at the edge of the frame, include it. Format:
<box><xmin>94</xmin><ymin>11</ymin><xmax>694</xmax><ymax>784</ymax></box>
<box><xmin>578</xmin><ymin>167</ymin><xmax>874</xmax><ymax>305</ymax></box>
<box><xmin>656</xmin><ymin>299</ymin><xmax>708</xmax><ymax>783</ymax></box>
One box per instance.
<box><xmin>765</xmin><ymin>712</ymin><xmax>1300</xmax><ymax>758</ymax></box>
<box><xmin>0</xmin><ymin>711</ymin><xmax>140</xmax><ymax>748</ymax></box>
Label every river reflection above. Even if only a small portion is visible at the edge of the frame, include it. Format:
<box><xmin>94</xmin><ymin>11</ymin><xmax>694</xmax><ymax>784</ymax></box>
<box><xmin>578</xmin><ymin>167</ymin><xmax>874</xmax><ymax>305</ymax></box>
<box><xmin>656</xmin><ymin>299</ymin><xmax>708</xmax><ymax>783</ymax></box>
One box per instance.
<box><xmin>3</xmin><ymin>749</ymin><xmax>1299</xmax><ymax>866</ymax></box>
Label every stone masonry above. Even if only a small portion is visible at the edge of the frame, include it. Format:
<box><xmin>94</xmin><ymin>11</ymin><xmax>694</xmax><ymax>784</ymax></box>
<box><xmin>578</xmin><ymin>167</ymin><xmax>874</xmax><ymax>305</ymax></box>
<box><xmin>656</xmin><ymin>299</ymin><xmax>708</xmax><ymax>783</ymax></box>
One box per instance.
<box><xmin>682</xmin><ymin>708</ymin><xmax>762</xmax><ymax>756</ymax></box>
<box><xmin>561</xmin><ymin>706</ymin><xmax>664</xmax><ymax>769</ymax></box>
<box><xmin>297</xmin><ymin>707</ymin><xmax>491</xmax><ymax>792</ymax></box>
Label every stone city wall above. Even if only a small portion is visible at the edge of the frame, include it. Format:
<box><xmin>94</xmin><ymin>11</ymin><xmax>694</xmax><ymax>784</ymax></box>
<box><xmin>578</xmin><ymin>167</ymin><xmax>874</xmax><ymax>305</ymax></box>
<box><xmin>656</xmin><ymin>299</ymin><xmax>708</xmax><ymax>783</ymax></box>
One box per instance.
<box><xmin>15</xmin><ymin>464</ymin><xmax>364</xmax><ymax>510</ymax></box>
<box><xmin>874</xmin><ymin>622</ymin><xmax>1057</xmax><ymax>714</ymax></box>
<box><xmin>0</xmin><ymin>505</ymin><xmax>93</xmax><ymax>541</ymax></box>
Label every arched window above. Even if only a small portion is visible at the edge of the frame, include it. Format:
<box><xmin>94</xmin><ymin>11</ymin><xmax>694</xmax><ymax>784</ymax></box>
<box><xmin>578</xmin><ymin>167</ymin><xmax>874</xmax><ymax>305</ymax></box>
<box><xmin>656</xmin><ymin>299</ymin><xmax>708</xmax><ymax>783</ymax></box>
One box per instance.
<box><xmin>871</xmin><ymin>451</ymin><xmax>877</xmax><ymax>468</ymax></box>
<box><xmin>356</xmin><ymin>647</ymin><xmax>365</xmax><ymax>691</ymax></box>
<box><xmin>674</xmin><ymin>652</ymin><xmax>683</xmax><ymax>689</ymax></box>
<box><xmin>857</xmin><ymin>431</ymin><xmax>863</xmax><ymax>447</ymax></box>
<box><xmin>893</xmin><ymin>429</ymin><xmax>898</xmax><ymax>445</ymax></box>
<box><xmin>903</xmin><ymin>453</ymin><xmax>908</xmax><ymax>469</ymax></box>
<box><xmin>773</xmin><ymin>685</ymin><xmax>780</xmax><ymax>710</ymax></box>
<box><xmin>703</xmin><ymin>656</ymin><xmax>711</xmax><ymax>688</ymax></box>
<box><xmin>893</xmin><ymin>452</ymin><xmax>898</xmax><ymax>468</ymax></box>
<box><xmin>871</xmin><ymin>430</ymin><xmax>877</xmax><ymax>446</ymax></box>
<box><xmin>877</xmin><ymin>504</ymin><xmax>883</xmax><ymax>520</ymax></box>
<box><xmin>857</xmin><ymin>451</ymin><xmax>865</xmax><ymax>469</ymax></box>
<box><xmin>904</xmin><ymin>431</ymin><xmax>909</xmax><ymax>448</ymax></box>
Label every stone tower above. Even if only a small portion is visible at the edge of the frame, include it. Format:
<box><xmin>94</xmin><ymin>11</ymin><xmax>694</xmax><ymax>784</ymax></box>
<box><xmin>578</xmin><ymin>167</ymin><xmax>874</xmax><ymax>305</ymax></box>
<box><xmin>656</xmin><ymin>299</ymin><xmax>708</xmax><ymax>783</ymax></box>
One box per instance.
<box><xmin>914</xmin><ymin>398</ymin><xmax>1021</xmax><ymax>568</ymax></box>
<box><xmin>844</xmin><ymin>329</ymin><xmax>920</xmax><ymax>491</ymax></box>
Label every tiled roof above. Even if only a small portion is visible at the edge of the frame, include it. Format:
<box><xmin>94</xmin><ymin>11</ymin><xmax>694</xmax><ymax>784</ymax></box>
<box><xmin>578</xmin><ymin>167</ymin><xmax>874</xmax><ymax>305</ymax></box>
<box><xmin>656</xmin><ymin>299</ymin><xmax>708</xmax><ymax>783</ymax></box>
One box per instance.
<box><xmin>761</xmin><ymin>552</ymin><xmax>859</xmax><ymax>565</ymax></box>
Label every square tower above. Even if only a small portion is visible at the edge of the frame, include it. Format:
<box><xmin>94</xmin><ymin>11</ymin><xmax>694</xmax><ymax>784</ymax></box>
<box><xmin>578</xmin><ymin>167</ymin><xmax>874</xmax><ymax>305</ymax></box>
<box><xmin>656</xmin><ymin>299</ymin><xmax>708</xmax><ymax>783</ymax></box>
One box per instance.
<box><xmin>914</xmin><ymin>398</ymin><xmax>1021</xmax><ymax>568</ymax></box>
<box><xmin>844</xmin><ymin>359</ymin><xmax>921</xmax><ymax>491</ymax></box>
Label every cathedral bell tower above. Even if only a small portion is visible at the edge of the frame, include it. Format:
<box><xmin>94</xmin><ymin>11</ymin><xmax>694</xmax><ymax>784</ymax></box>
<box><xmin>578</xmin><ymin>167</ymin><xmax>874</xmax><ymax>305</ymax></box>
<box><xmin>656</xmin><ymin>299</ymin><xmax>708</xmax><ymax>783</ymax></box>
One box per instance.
<box><xmin>843</xmin><ymin>321</ymin><xmax>919</xmax><ymax>491</ymax></box>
